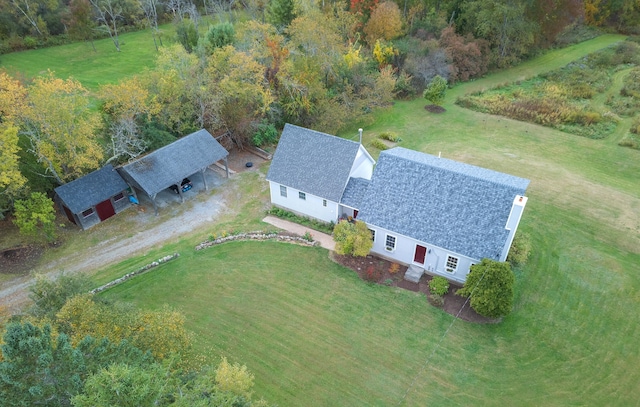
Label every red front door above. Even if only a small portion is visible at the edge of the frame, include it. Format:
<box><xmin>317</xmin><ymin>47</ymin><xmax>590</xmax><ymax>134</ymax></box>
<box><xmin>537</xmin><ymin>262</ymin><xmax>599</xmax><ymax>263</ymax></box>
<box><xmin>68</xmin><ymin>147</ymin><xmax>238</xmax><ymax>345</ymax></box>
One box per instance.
<box><xmin>95</xmin><ymin>199</ymin><xmax>116</xmax><ymax>221</ymax></box>
<box><xmin>414</xmin><ymin>245</ymin><xmax>427</xmax><ymax>264</ymax></box>
<box><xmin>353</xmin><ymin>209</ymin><xmax>359</xmax><ymax>218</ymax></box>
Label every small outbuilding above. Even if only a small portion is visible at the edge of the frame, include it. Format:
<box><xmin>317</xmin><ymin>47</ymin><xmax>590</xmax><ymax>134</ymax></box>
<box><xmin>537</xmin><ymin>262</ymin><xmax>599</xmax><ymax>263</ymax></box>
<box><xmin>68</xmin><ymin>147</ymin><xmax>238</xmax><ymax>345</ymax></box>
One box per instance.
<box><xmin>117</xmin><ymin>129</ymin><xmax>229</xmax><ymax>214</ymax></box>
<box><xmin>54</xmin><ymin>164</ymin><xmax>131</xmax><ymax>230</ymax></box>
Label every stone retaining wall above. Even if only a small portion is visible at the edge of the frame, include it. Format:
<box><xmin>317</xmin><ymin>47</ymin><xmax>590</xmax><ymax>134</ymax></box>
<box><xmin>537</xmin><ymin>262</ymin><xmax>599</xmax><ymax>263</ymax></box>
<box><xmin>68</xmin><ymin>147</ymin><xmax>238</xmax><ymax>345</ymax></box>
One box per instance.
<box><xmin>195</xmin><ymin>231</ymin><xmax>318</xmax><ymax>251</ymax></box>
<box><xmin>90</xmin><ymin>253</ymin><xmax>180</xmax><ymax>294</ymax></box>
<box><xmin>90</xmin><ymin>232</ymin><xmax>317</xmax><ymax>295</ymax></box>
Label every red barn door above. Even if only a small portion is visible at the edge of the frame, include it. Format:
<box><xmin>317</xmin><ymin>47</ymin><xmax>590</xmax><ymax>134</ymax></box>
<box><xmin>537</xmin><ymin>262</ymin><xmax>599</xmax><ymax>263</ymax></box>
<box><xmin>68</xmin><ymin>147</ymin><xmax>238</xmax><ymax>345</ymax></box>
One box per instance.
<box><xmin>96</xmin><ymin>199</ymin><xmax>116</xmax><ymax>221</ymax></box>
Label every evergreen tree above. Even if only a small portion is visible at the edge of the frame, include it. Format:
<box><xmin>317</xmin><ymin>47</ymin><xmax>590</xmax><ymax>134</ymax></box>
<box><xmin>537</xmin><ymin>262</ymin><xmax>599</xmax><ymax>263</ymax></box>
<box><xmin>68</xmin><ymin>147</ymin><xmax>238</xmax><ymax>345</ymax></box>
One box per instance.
<box><xmin>266</xmin><ymin>0</ymin><xmax>296</xmax><ymax>29</ymax></box>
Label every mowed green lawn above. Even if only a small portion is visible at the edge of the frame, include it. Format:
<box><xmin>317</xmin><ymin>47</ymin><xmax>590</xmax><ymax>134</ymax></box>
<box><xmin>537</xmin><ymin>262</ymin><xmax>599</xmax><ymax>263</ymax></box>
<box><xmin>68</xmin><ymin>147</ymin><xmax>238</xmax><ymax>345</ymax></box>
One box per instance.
<box><xmin>0</xmin><ymin>25</ymin><xmax>175</xmax><ymax>90</ymax></box>
<box><xmin>88</xmin><ymin>33</ymin><xmax>637</xmax><ymax>405</ymax></box>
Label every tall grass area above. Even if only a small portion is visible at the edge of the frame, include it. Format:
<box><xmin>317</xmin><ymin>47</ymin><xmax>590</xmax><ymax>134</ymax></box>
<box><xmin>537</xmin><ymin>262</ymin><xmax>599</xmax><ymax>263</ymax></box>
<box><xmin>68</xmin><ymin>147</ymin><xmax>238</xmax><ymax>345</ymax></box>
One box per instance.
<box><xmin>92</xmin><ymin>33</ymin><xmax>639</xmax><ymax>406</ymax></box>
<box><xmin>0</xmin><ymin>25</ymin><xmax>176</xmax><ymax>90</ymax></box>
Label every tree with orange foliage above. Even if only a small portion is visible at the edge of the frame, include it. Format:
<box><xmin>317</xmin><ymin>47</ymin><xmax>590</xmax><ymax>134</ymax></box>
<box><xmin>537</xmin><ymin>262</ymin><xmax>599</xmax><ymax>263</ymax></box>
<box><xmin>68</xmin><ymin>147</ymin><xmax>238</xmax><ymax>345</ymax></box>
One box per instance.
<box><xmin>363</xmin><ymin>1</ymin><xmax>403</xmax><ymax>45</ymax></box>
<box><xmin>439</xmin><ymin>26</ymin><xmax>489</xmax><ymax>83</ymax></box>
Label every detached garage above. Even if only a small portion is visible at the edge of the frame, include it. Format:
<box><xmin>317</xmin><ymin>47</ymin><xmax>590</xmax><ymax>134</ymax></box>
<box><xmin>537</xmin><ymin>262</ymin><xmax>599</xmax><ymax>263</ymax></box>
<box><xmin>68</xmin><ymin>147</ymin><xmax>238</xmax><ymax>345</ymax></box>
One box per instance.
<box><xmin>54</xmin><ymin>164</ymin><xmax>132</xmax><ymax>230</ymax></box>
<box><xmin>117</xmin><ymin>129</ymin><xmax>229</xmax><ymax>215</ymax></box>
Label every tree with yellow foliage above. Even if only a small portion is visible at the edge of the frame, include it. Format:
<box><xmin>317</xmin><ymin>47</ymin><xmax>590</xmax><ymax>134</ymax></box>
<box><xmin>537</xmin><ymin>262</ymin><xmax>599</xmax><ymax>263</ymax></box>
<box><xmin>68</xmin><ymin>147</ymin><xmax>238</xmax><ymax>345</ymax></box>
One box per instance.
<box><xmin>19</xmin><ymin>73</ymin><xmax>102</xmax><ymax>184</ymax></box>
<box><xmin>363</xmin><ymin>1</ymin><xmax>403</xmax><ymax>45</ymax></box>
<box><xmin>100</xmin><ymin>77</ymin><xmax>161</xmax><ymax>163</ymax></box>
<box><xmin>0</xmin><ymin>72</ymin><xmax>28</xmax><ymax>216</ymax></box>
<box><xmin>56</xmin><ymin>294</ymin><xmax>191</xmax><ymax>361</ymax></box>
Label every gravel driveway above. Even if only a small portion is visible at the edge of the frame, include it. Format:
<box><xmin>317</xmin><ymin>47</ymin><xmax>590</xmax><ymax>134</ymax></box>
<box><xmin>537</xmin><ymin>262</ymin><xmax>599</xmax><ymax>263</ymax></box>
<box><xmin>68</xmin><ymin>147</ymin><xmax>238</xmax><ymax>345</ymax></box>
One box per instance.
<box><xmin>0</xmin><ymin>167</ymin><xmax>231</xmax><ymax>314</ymax></box>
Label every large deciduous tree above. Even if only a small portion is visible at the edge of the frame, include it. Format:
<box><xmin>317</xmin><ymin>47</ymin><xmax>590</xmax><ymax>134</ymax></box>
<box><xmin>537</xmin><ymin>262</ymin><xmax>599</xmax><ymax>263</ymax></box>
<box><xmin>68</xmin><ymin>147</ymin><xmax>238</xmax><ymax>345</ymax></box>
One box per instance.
<box><xmin>140</xmin><ymin>0</ymin><xmax>162</xmax><ymax>51</ymax></box>
<box><xmin>204</xmin><ymin>45</ymin><xmax>274</xmax><ymax>147</ymax></box>
<box><xmin>3</xmin><ymin>0</ymin><xmax>58</xmax><ymax>37</ymax></box>
<box><xmin>19</xmin><ymin>74</ymin><xmax>102</xmax><ymax>184</ymax></box>
<box><xmin>56</xmin><ymin>294</ymin><xmax>191</xmax><ymax>360</ymax></box>
<box><xmin>0</xmin><ymin>72</ymin><xmax>28</xmax><ymax>217</ymax></box>
<box><xmin>363</xmin><ymin>1</ymin><xmax>403</xmax><ymax>45</ymax></box>
<box><xmin>28</xmin><ymin>273</ymin><xmax>94</xmax><ymax>319</ymax></box>
<box><xmin>89</xmin><ymin>0</ymin><xmax>127</xmax><ymax>51</ymax></box>
<box><xmin>100</xmin><ymin>77</ymin><xmax>160</xmax><ymax>163</ymax></box>
<box><xmin>0</xmin><ymin>124</ymin><xmax>27</xmax><ymax>216</ymax></box>
<box><xmin>64</xmin><ymin>0</ymin><xmax>97</xmax><ymax>51</ymax></box>
<box><xmin>439</xmin><ymin>26</ymin><xmax>489</xmax><ymax>83</ymax></box>
<box><xmin>145</xmin><ymin>44</ymin><xmax>201</xmax><ymax>134</ymax></box>
<box><xmin>463</xmin><ymin>0</ymin><xmax>538</xmax><ymax>67</ymax></box>
<box><xmin>12</xmin><ymin>192</ymin><xmax>57</xmax><ymax>242</ymax></box>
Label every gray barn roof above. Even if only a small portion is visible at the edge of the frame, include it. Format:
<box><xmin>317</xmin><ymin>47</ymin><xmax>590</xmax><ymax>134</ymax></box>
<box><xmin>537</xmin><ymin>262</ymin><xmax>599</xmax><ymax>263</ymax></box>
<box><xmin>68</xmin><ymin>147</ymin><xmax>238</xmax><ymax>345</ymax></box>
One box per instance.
<box><xmin>118</xmin><ymin>129</ymin><xmax>228</xmax><ymax>197</ymax></box>
<box><xmin>357</xmin><ymin>147</ymin><xmax>530</xmax><ymax>260</ymax></box>
<box><xmin>55</xmin><ymin>164</ymin><xmax>128</xmax><ymax>214</ymax></box>
<box><xmin>266</xmin><ymin>123</ymin><xmax>362</xmax><ymax>202</ymax></box>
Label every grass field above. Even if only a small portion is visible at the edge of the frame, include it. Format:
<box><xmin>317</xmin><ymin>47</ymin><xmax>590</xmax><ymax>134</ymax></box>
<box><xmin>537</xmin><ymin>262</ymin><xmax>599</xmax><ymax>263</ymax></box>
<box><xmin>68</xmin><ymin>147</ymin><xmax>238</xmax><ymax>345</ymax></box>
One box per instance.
<box><xmin>91</xmin><ymin>34</ymin><xmax>640</xmax><ymax>406</ymax></box>
<box><xmin>0</xmin><ymin>25</ymin><xmax>175</xmax><ymax>90</ymax></box>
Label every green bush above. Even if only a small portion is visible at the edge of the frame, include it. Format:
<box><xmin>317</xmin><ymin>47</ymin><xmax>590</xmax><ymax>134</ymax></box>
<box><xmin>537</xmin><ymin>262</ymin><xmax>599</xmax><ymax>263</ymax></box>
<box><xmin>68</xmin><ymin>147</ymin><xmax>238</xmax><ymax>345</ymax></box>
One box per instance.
<box><xmin>333</xmin><ymin>220</ymin><xmax>373</xmax><ymax>257</ymax></box>
<box><xmin>613</xmin><ymin>41</ymin><xmax>640</xmax><ymax>65</ymax></box>
<box><xmin>429</xmin><ymin>276</ymin><xmax>449</xmax><ymax>296</ymax></box>
<box><xmin>457</xmin><ymin>259</ymin><xmax>515</xmax><ymax>319</ymax></box>
<box><xmin>423</xmin><ymin>75</ymin><xmax>447</xmax><ymax>106</ymax></box>
<box><xmin>252</xmin><ymin>121</ymin><xmax>279</xmax><ymax>147</ymax></box>
<box><xmin>554</xmin><ymin>23</ymin><xmax>601</xmax><ymax>47</ymax></box>
<box><xmin>378</xmin><ymin>132</ymin><xmax>402</xmax><ymax>142</ymax></box>
<box><xmin>429</xmin><ymin>293</ymin><xmax>444</xmax><ymax>307</ymax></box>
<box><xmin>631</xmin><ymin>116</ymin><xmax>640</xmax><ymax>134</ymax></box>
<box><xmin>507</xmin><ymin>232</ymin><xmax>532</xmax><ymax>267</ymax></box>
<box><xmin>619</xmin><ymin>133</ymin><xmax>640</xmax><ymax>150</ymax></box>
<box><xmin>175</xmin><ymin>20</ymin><xmax>199</xmax><ymax>53</ymax></box>
<box><xmin>205</xmin><ymin>22</ymin><xmax>235</xmax><ymax>52</ymax></box>
<box><xmin>370</xmin><ymin>139</ymin><xmax>388</xmax><ymax>150</ymax></box>
<box><xmin>393</xmin><ymin>71</ymin><xmax>415</xmax><ymax>99</ymax></box>
<box><xmin>28</xmin><ymin>273</ymin><xmax>94</xmax><ymax>319</ymax></box>
<box><xmin>23</xmin><ymin>36</ymin><xmax>39</xmax><ymax>49</ymax></box>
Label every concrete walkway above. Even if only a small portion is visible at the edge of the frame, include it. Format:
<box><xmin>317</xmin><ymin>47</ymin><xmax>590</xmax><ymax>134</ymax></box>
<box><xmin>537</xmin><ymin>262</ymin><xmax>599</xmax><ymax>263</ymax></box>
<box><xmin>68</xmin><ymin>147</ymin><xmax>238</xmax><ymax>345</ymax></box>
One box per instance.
<box><xmin>262</xmin><ymin>216</ymin><xmax>335</xmax><ymax>251</ymax></box>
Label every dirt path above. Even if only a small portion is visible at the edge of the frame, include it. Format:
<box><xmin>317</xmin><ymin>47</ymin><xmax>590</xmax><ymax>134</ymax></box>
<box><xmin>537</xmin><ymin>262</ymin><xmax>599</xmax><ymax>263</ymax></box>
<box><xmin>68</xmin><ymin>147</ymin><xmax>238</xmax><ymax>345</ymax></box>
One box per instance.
<box><xmin>262</xmin><ymin>216</ymin><xmax>335</xmax><ymax>251</ymax></box>
<box><xmin>0</xmin><ymin>171</ymin><xmax>232</xmax><ymax>314</ymax></box>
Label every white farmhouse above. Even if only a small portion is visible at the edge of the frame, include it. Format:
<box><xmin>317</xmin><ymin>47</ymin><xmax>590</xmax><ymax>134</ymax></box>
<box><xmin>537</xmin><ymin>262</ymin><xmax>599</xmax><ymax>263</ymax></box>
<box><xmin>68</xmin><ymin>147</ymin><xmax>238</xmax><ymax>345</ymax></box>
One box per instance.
<box><xmin>267</xmin><ymin>124</ymin><xmax>530</xmax><ymax>283</ymax></box>
<box><xmin>266</xmin><ymin>123</ymin><xmax>375</xmax><ymax>223</ymax></box>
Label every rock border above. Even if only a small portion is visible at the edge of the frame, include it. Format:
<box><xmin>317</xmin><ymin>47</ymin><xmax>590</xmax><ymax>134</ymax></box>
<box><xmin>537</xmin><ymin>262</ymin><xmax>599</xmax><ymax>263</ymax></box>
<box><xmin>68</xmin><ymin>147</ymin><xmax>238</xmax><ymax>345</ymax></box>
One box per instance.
<box><xmin>90</xmin><ymin>253</ymin><xmax>180</xmax><ymax>294</ymax></box>
<box><xmin>195</xmin><ymin>231</ymin><xmax>318</xmax><ymax>251</ymax></box>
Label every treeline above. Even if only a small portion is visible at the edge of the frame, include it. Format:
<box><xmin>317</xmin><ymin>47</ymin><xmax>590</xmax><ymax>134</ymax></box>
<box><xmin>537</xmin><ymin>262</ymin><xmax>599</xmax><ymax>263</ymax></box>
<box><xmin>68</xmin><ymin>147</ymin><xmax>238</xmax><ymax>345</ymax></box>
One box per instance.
<box><xmin>2</xmin><ymin>0</ymin><xmax>640</xmax><ymax>54</ymax></box>
<box><xmin>1</xmin><ymin>0</ymin><xmax>640</xmax><ymax>52</ymax></box>
<box><xmin>0</xmin><ymin>274</ymin><xmax>271</xmax><ymax>406</ymax></box>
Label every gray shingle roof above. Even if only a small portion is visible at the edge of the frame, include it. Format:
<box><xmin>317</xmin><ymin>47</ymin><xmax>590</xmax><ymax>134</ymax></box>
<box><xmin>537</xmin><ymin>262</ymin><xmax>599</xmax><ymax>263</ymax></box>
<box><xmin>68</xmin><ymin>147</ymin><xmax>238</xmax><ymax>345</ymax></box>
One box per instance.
<box><xmin>340</xmin><ymin>177</ymin><xmax>371</xmax><ymax>208</ymax></box>
<box><xmin>357</xmin><ymin>147</ymin><xmax>530</xmax><ymax>260</ymax></box>
<box><xmin>118</xmin><ymin>129</ymin><xmax>228</xmax><ymax>197</ymax></box>
<box><xmin>55</xmin><ymin>164</ymin><xmax>128</xmax><ymax>213</ymax></box>
<box><xmin>266</xmin><ymin>123</ymin><xmax>362</xmax><ymax>202</ymax></box>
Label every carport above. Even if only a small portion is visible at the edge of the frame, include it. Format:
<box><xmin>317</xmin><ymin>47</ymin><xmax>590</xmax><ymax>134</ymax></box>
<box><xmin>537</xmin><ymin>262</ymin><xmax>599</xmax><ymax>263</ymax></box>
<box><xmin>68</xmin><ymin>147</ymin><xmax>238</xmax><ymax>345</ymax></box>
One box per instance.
<box><xmin>117</xmin><ymin>129</ymin><xmax>229</xmax><ymax>215</ymax></box>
